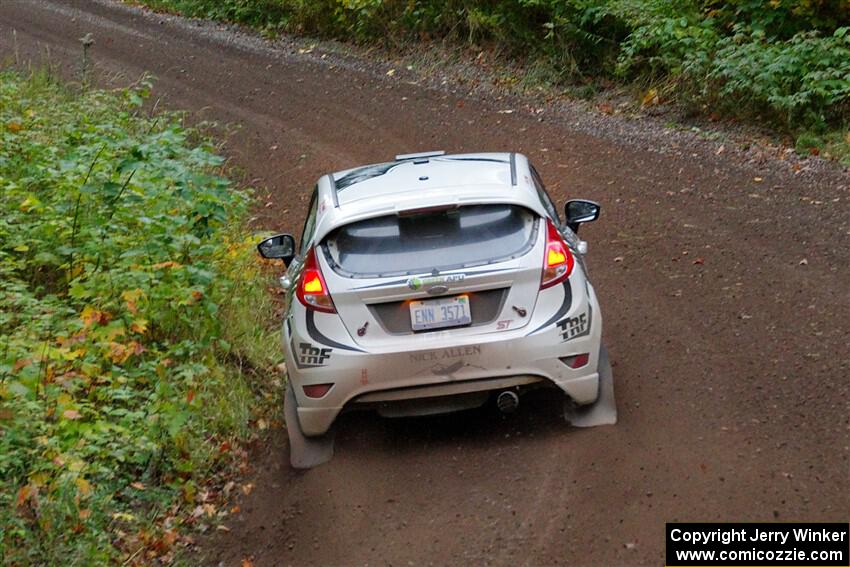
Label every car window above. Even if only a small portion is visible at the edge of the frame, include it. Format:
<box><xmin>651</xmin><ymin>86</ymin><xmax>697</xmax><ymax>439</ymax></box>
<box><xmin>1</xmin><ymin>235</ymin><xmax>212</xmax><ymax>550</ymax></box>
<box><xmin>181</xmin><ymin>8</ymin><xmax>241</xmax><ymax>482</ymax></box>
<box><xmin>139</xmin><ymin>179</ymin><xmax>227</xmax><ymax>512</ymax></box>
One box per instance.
<box><xmin>300</xmin><ymin>187</ymin><xmax>319</xmax><ymax>255</ymax></box>
<box><xmin>530</xmin><ymin>165</ymin><xmax>561</xmax><ymax>224</ymax></box>
<box><xmin>324</xmin><ymin>204</ymin><xmax>537</xmax><ymax>277</ymax></box>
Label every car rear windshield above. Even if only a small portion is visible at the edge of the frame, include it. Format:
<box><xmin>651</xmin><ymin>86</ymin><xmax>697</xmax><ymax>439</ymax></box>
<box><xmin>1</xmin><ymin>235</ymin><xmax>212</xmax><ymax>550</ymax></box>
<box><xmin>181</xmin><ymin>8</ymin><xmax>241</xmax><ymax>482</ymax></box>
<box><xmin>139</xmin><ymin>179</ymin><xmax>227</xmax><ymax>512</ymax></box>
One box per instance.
<box><xmin>323</xmin><ymin>204</ymin><xmax>537</xmax><ymax>277</ymax></box>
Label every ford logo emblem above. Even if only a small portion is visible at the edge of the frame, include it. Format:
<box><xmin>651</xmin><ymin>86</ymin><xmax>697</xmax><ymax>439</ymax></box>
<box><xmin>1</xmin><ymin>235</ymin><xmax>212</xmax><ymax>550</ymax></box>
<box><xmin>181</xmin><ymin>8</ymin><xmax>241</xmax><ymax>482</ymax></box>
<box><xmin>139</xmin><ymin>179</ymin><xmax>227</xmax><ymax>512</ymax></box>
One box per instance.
<box><xmin>426</xmin><ymin>285</ymin><xmax>449</xmax><ymax>296</ymax></box>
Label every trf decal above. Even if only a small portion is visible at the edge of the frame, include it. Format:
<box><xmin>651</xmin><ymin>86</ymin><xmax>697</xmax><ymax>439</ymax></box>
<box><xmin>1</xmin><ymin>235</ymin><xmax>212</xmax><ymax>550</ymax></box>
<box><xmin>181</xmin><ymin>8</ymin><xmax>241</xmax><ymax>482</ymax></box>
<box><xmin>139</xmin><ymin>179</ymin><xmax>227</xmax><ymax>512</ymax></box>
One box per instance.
<box><xmin>556</xmin><ymin>308</ymin><xmax>591</xmax><ymax>342</ymax></box>
<box><xmin>296</xmin><ymin>341</ymin><xmax>333</xmax><ymax>368</ymax></box>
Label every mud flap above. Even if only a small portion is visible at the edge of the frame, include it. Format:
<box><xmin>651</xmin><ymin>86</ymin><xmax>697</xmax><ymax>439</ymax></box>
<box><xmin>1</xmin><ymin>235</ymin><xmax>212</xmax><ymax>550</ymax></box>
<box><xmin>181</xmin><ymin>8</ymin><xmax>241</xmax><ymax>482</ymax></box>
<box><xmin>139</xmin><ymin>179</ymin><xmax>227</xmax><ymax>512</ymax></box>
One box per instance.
<box><xmin>563</xmin><ymin>344</ymin><xmax>617</xmax><ymax>427</ymax></box>
<box><xmin>284</xmin><ymin>383</ymin><xmax>335</xmax><ymax>469</ymax></box>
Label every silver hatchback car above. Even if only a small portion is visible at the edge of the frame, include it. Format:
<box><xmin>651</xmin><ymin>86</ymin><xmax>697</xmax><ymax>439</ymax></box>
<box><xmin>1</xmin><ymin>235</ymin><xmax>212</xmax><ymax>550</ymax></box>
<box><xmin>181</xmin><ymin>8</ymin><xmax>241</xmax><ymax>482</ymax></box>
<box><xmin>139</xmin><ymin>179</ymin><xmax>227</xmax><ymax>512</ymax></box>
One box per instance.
<box><xmin>258</xmin><ymin>151</ymin><xmax>616</xmax><ymax>467</ymax></box>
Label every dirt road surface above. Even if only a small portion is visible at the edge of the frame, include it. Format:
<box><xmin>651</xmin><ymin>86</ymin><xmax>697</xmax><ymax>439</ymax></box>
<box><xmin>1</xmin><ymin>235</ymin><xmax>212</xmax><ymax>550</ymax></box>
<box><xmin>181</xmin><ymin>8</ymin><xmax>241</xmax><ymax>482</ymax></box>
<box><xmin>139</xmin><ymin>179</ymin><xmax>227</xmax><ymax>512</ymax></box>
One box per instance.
<box><xmin>2</xmin><ymin>1</ymin><xmax>848</xmax><ymax>565</ymax></box>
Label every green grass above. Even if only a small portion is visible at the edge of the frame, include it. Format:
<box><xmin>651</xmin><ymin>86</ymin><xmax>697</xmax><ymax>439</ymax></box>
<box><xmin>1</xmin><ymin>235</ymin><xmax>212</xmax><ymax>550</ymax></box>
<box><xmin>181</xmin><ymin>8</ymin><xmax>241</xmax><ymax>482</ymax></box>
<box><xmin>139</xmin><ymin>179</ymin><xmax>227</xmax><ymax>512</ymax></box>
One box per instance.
<box><xmin>0</xmin><ymin>69</ymin><xmax>281</xmax><ymax>564</ymax></box>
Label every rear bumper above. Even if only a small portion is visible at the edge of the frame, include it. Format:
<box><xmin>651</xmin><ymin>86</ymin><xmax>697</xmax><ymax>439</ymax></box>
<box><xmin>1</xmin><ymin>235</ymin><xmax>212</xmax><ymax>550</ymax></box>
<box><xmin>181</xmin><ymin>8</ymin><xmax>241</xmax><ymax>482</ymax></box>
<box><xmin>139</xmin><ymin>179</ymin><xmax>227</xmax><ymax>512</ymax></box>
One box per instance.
<box><xmin>285</xmin><ymin>281</ymin><xmax>603</xmax><ymax>436</ymax></box>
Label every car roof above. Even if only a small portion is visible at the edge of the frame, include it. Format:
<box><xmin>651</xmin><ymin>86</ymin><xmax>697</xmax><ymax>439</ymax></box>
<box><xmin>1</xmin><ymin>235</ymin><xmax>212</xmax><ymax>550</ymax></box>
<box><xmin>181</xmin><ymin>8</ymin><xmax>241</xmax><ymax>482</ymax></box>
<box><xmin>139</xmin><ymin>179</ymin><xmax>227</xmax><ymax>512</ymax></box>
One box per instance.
<box><xmin>311</xmin><ymin>152</ymin><xmax>549</xmax><ymax>243</ymax></box>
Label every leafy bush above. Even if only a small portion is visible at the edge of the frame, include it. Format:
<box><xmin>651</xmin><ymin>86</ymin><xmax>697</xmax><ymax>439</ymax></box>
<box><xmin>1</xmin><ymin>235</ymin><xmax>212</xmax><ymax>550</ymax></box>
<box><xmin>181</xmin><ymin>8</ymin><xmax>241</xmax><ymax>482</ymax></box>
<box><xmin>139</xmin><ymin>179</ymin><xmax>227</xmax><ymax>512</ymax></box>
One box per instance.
<box><xmin>136</xmin><ymin>0</ymin><xmax>850</xmax><ymax>135</ymax></box>
<box><xmin>708</xmin><ymin>27</ymin><xmax>850</xmax><ymax>128</ymax></box>
<box><xmin>0</xmin><ymin>71</ymin><xmax>279</xmax><ymax>564</ymax></box>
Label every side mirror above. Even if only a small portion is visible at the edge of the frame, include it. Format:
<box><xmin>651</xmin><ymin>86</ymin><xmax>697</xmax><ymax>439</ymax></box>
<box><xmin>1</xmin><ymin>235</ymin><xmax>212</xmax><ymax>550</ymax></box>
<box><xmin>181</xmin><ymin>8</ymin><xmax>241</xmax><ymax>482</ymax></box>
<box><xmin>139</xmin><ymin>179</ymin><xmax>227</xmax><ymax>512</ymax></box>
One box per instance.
<box><xmin>257</xmin><ymin>233</ymin><xmax>296</xmax><ymax>266</ymax></box>
<box><xmin>564</xmin><ymin>199</ymin><xmax>600</xmax><ymax>233</ymax></box>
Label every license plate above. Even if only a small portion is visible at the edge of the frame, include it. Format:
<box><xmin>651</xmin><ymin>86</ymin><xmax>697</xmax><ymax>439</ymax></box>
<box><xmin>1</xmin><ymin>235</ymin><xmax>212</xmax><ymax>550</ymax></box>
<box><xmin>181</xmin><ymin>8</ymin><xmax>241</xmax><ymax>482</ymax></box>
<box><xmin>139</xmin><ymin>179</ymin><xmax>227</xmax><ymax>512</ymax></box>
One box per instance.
<box><xmin>409</xmin><ymin>295</ymin><xmax>472</xmax><ymax>331</ymax></box>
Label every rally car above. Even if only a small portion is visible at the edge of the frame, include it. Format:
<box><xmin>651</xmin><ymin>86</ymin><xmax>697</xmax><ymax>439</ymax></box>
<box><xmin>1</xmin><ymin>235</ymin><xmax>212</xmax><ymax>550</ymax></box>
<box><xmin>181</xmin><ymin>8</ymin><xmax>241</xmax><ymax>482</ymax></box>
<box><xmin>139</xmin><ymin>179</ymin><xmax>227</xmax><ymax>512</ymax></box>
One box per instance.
<box><xmin>258</xmin><ymin>151</ymin><xmax>616</xmax><ymax>468</ymax></box>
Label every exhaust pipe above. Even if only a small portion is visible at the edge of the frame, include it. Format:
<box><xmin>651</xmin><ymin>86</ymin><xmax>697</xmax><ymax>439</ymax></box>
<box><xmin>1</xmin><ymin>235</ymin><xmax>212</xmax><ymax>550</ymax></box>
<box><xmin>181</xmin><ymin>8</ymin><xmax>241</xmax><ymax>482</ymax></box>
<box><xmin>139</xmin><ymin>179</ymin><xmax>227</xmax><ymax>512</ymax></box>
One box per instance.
<box><xmin>496</xmin><ymin>390</ymin><xmax>519</xmax><ymax>414</ymax></box>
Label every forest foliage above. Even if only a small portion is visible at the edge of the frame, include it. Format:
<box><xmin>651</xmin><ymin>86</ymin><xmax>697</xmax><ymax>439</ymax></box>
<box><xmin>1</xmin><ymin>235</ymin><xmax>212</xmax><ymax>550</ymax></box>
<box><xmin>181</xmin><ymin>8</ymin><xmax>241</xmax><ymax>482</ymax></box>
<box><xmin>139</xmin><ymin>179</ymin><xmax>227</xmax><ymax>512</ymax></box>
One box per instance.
<box><xmin>0</xmin><ymin>71</ymin><xmax>278</xmax><ymax>563</ymax></box>
<box><xmin>142</xmin><ymin>0</ymin><xmax>850</xmax><ymax>148</ymax></box>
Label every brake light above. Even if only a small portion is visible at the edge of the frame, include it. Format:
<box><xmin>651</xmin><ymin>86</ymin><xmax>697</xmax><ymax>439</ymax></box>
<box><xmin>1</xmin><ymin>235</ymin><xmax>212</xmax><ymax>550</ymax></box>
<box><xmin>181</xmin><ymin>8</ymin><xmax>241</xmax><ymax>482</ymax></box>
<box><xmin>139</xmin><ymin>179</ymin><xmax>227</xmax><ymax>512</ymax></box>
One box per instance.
<box><xmin>541</xmin><ymin>219</ymin><xmax>574</xmax><ymax>289</ymax></box>
<box><xmin>296</xmin><ymin>248</ymin><xmax>336</xmax><ymax>313</ymax></box>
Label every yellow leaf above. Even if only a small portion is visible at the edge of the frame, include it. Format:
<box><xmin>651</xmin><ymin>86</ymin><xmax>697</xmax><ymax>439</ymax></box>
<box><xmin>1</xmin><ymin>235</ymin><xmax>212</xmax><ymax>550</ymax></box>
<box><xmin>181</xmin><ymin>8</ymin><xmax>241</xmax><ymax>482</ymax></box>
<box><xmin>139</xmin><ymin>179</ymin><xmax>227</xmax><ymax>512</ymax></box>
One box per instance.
<box><xmin>107</xmin><ymin>343</ymin><xmax>131</xmax><ymax>364</ymax></box>
<box><xmin>75</xmin><ymin>477</ymin><xmax>92</xmax><ymax>497</ymax></box>
<box><xmin>13</xmin><ymin>244</ymin><xmax>29</xmax><ymax>252</ymax></box>
<box><xmin>29</xmin><ymin>472</ymin><xmax>50</xmax><ymax>487</ymax></box>
<box><xmin>121</xmin><ymin>288</ymin><xmax>143</xmax><ymax>314</ymax></box>
<box><xmin>104</xmin><ymin>326</ymin><xmax>126</xmax><ymax>341</ymax></box>
<box><xmin>18</xmin><ymin>196</ymin><xmax>39</xmax><ymax>211</ymax></box>
<box><xmin>642</xmin><ymin>88</ymin><xmax>659</xmax><ymax>106</ymax></box>
<box><xmin>81</xmin><ymin>306</ymin><xmax>110</xmax><ymax>328</ymax></box>
<box><xmin>130</xmin><ymin>319</ymin><xmax>148</xmax><ymax>335</ymax></box>
<box><xmin>62</xmin><ymin>348</ymin><xmax>87</xmax><ymax>361</ymax></box>
<box><xmin>111</xmin><ymin>512</ymin><xmax>135</xmax><ymax>522</ymax></box>
<box><xmin>7</xmin><ymin>121</ymin><xmax>22</xmax><ymax>133</ymax></box>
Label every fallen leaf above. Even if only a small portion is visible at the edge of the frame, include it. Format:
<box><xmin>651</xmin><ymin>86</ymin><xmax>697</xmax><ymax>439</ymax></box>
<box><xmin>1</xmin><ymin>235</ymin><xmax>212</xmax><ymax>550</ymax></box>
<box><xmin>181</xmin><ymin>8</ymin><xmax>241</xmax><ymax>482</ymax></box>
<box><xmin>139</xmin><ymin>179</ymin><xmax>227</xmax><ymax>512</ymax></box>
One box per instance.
<box><xmin>81</xmin><ymin>306</ymin><xmax>110</xmax><ymax>328</ymax></box>
<box><xmin>130</xmin><ymin>482</ymin><xmax>146</xmax><ymax>491</ymax></box>
<box><xmin>107</xmin><ymin>342</ymin><xmax>132</xmax><ymax>364</ymax></box>
<box><xmin>641</xmin><ymin>88</ymin><xmax>658</xmax><ymax>106</ymax></box>
<box><xmin>63</xmin><ymin>409</ymin><xmax>82</xmax><ymax>420</ymax></box>
<box><xmin>16</xmin><ymin>485</ymin><xmax>32</xmax><ymax>507</ymax></box>
<box><xmin>753</xmin><ymin>177</ymin><xmax>763</xmax><ymax>182</ymax></box>
<box><xmin>241</xmin><ymin>483</ymin><xmax>254</xmax><ymax>496</ymax></box>
<box><xmin>386</xmin><ymin>68</ymin><xmax>396</xmax><ymax>76</ymax></box>
<box><xmin>242</xmin><ymin>559</ymin><xmax>255</xmax><ymax>567</ymax></box>
<box><xmin>799</xmin><ymin>258</ymin><xmax>808</xmax><ymax>265</ymax></box>
<box><xmin>130</xmin><ymin>319</ymin><xmax>148</xmax><ymax>334</ymax></box>
<box><xmin>121</xmin><ymin>289</ymin><xmax>143</xmax><ymax>314</ymax></box>
<box><xmin>613</xmin><ymin>256</ymin><xmax>624</xmax><ymax>263</ymax></box>
<box><xmin>692</xmin><ymin>257</ymin><xmax>705</xmax><ymax>265</ymax></box>
<box><xmin>76</xmin><ymin>477</ymin><xmax>92</xmax><ymax>497</ymax></box>
<box><xmin>79</xmin><ymin>509</ymin><xmax>91</xmax><ymax>520</ymax></box>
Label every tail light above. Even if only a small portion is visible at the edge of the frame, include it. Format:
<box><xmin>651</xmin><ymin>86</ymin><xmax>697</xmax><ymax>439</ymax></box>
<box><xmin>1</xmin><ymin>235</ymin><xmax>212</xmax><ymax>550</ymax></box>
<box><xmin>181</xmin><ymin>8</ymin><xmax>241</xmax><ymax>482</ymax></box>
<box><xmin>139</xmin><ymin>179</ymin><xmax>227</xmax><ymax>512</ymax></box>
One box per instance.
<box><xmin>303</xmin><ymin>383</ymin><xmax>334</xmax><ymax>398</ymax></box>
<box><xmin>561</xmin><ymin>353</ymin><xmax>589</xmax><ymax>369</ymax></box>
<box><xmin>541</xmin><ymin>219</ymin><xmax>574</xmax><ymax>289</ymax></box>
<box><xmin>296</xmin><ymin>247</ymin><xmax>336</xmax><ymax>313</ymax></box>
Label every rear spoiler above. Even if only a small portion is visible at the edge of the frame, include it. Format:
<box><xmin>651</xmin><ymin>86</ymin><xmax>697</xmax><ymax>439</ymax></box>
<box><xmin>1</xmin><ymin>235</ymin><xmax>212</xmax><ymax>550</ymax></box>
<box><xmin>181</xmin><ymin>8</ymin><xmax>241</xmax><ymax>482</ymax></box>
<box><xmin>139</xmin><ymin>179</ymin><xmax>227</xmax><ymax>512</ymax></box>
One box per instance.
<box><xmin>394</xmin><ymin>150</ymin><xmax>445</xmax><ymax>162</ymax></box>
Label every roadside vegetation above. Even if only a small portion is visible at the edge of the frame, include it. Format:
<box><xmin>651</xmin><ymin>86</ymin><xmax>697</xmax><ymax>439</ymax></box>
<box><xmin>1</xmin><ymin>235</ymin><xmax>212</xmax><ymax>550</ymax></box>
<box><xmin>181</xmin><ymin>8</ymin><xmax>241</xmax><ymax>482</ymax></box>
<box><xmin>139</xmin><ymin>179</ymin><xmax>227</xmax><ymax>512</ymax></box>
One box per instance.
<box><xmin>0</xmin><ymin>70</ymin><xmax>280</xmax><ymax>564</ymax></box>
<box><xmin>138</xmin><ymin>0</ymin><xmax>850</xmax><ymax>162</ymax></box>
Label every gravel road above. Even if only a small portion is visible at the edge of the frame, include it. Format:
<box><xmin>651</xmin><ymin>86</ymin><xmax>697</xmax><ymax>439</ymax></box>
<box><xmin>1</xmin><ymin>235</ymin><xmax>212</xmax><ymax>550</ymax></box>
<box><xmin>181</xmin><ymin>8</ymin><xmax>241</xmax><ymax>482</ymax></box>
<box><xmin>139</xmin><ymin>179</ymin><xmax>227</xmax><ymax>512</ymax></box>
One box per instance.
<box><xmin>1</xmin><ymin>1</ymin><xmax>848</xmax><ymax>565</ymax></box>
